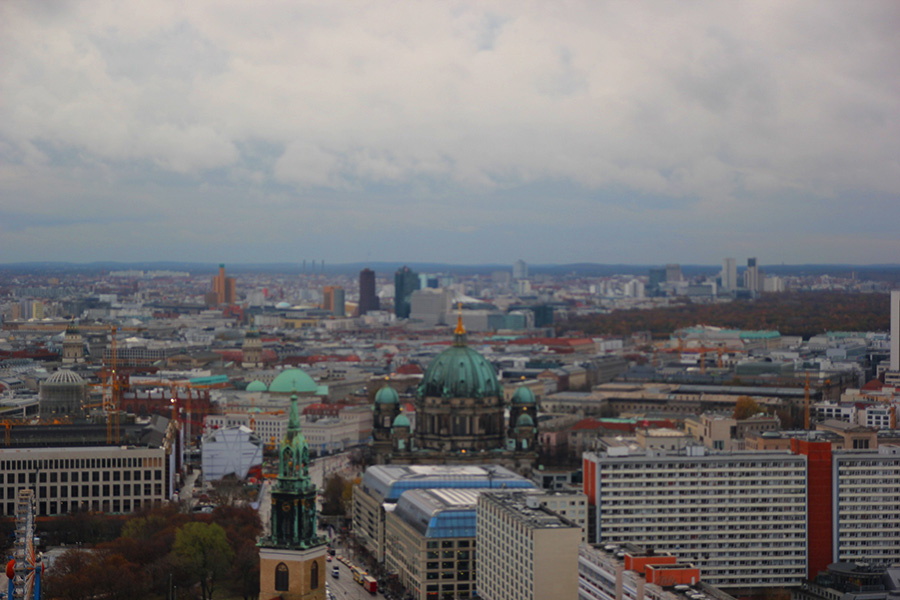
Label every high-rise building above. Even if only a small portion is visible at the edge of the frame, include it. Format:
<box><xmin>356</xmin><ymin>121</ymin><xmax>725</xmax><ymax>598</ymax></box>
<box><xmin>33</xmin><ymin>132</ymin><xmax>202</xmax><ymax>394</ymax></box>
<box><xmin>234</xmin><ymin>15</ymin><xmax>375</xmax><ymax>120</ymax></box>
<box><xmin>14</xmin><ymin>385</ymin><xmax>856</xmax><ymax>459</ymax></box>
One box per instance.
<box><xmin>665</xmin><ymin>264</ymin><xmax>682</xmax><ymax>283</ymax></box>
<box><xmin>513</xmin><ymin>259</ymin><xmax>528</xmax><ymax>280</ymax></box>
<box><xmin>476</xmin><ymin>491</ymin><xmax>581</xmax><ymax>600</ymax></box>
<box><xmin>321</xmin><ymin>286</ymin><xmax>344</xmax><ymax>316</ymax></box>
<box><xmin>394</xmin><ymin>266</ymin><xmax>420</xmax><ymax>319</ymax></box>
<box><xmin>211</xmin><ymin>263</ymin><xmax>236</xmax><ymax>305</ymax></box>
<box><xmin>744</xmin><ymin>257</ymin><xmax>760</xmax><ymax>293</ymax></box>
<box><xmin>722</xmin><ymin>257</ymin><xmax>737</xmax><ymax>290</ymax></box>
<box><xmin>891</xmin><ymin>290</ymin><xmax>900</xmax><ymax>373</ymax></box>
<box><xmin>358</xmin><ymin>268</ymin><xmax>379</xmax><ymax>315</ymax></box>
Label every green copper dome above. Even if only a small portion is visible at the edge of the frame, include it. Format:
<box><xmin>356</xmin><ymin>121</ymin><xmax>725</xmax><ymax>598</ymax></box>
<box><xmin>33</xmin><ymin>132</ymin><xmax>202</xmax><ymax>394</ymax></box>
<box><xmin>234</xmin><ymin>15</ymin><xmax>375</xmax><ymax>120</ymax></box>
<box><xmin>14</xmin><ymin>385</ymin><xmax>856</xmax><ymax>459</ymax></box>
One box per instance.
<box><xmin>269</xmin><ymin>368</ymin><xmax>318</xmax><ymax>394</ymax></box>
<box><xmin>419</xmin><ymin>343</ymin><xmax>501</xmax><ymax>399</ymax></box>
<box><xmin>392</xmin><ymin>413</ymin><xmax>411</xmax><ymax>429</ymax></box>
<box><xmin>512</xmin><ymin>386</ymin><xmax>536</xmax><ymax>405</ymax></box>
<box><xmin>375</xmin><ymin>385</ymin><xmax>400</xmax><ymax>405</ymax></box>
<box><xmin>516</xmin><ymin>413</ymin><xmax>535</xmax><ymax>428</ymax></box>
<box><xmin>246</xmin><ymin>380</ymin><xmax>267</xmax><ymax>392</ymax></box>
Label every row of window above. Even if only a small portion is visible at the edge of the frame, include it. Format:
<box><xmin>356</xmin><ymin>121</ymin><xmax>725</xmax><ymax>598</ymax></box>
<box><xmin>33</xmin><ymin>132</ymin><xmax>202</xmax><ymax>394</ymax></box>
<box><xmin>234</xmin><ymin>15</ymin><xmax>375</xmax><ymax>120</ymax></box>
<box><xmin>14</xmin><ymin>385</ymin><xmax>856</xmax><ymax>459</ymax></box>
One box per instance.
<box><xmin>4</xmin><ymin>469</ymin><xmax>162</xmax><ymax>484</ymax></box>
<box><xmin>0</xmin><ymin>456</ymin><xmax>161</xmax><ymax>470</ymax></box>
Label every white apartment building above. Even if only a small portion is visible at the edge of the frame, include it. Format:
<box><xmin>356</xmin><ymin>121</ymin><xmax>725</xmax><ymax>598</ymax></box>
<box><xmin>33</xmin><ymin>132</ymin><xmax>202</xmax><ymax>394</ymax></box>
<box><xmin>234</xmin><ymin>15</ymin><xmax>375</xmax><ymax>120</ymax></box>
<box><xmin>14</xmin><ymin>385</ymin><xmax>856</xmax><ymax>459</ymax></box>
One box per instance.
<box><xmin>583</xmin><ymin>449</ymin><xmax>808</xmax><ymax>588</ymax></box>
<box><xmin>0</xmin><ymin>446</ymin><xmax>169</xmax><ymax>517</ymax></box>
<box><xmin>834</xmin><ymin>446</ymin><xmax>900</xmax><ymax>565</ymax></box>
<box><xmin>476</xmin><ymin>491</ymin><xmax>581</xmax><ymax>600</ymax></box>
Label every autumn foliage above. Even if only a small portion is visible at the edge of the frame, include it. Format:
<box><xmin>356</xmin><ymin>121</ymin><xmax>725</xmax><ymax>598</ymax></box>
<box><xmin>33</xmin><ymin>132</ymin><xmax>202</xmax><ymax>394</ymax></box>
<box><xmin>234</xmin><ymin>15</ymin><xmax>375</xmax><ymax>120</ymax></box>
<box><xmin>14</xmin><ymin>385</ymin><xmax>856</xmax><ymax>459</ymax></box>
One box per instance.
<box><xmin>562</xmin><ymin>291</ymin><xmax>890</xmax><ymax>339</ymax></box>
<box><xmin>42</xmin><ymin>504</ymin><xmax>261</xmax><ymax>600</ymax></box>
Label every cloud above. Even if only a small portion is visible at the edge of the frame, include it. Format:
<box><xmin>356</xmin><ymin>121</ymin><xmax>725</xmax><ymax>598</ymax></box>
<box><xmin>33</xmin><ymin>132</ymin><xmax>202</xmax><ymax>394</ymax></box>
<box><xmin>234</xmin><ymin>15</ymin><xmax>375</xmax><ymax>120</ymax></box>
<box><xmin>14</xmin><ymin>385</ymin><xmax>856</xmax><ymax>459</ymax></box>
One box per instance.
<box><xmin>1</xmin><ymin>0</ymin><xmax>899</xmax><ymax>263</ymax></box>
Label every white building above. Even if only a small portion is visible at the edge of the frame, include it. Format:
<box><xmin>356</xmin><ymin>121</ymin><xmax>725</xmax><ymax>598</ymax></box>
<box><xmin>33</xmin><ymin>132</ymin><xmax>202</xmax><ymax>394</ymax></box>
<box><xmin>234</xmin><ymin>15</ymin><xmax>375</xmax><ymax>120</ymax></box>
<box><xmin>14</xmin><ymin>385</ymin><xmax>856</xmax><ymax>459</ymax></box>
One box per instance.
<box><xmin>477</xmin><ymin>490</ymin><xmax>581</xmax><ymax>600</ymax></box>
<box><xmin>583</xmin><ymin>449</ymin><xmax>808</xmax><ymax>588</ymax></box>
<box><xmin>201</xmin><ymin>425</ymin><xmax>263</xmax><ymax>481</ymax></box>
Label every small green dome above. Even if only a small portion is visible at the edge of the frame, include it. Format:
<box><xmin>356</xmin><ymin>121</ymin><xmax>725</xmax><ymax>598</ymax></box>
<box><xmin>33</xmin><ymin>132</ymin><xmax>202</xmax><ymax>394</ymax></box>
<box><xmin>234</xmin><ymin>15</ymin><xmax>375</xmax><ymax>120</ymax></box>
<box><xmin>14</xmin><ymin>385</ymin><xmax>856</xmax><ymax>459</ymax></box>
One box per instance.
<box><xmin>516</xmin><ymin>413</ymin><xmax>535</xmax><ymax>428</ymax></box>
<box><xmin>419</xmin><ymin>345</ymin><xmax>501</xmax><ymax>399</ymax></box>
<box><xmin>268</xmin><ymin>368</ymin><xmax>318</xmax><ymax>394</ymax></box>
<box><xmin>392</xmin><ymin>413</ymin><xmax>411</xmax><ymax>428</ymax></box>
<box><xmin>246</xmin><ymin>380</ymin><xmax>267</xmax><ymax>392</ymax></box>
<box><xmin>512</xmin><ymin>386</ymin><xmax>536</xmax><ymax>405</ymax></box>
<box><xmin>375</xmin><ymin>385</ymin><xmax>400</xmax><ymax>405</ymax></box>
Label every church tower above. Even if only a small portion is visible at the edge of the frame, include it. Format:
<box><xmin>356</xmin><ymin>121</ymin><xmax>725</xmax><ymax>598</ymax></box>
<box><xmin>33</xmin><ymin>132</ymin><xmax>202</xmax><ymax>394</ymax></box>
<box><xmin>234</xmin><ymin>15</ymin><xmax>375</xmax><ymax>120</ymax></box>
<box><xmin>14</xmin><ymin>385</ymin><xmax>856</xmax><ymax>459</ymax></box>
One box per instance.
<box><xmin>62</xmin><ymin>323</ymin><xmax>84</xmax><ymax>364</ymax></box>
<box><xmin>259</xmin><ymin>394</ymin><xmax>326</xmax><ymax>600</ymax></box>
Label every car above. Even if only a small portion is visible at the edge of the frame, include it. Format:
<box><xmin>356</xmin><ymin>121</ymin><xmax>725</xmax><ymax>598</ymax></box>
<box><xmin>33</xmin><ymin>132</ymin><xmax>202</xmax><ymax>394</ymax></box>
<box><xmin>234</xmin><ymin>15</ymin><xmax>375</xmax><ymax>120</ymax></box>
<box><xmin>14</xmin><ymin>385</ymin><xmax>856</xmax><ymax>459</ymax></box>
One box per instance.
<box><xmin>332</xmin><ymin>566</ymin><xmax>340</xmax><ymax>579</ymax></box>
<box><xmin>326</xmin><ymin>555</ymin><xmax>332</xmax><ymax>562</ymax></box>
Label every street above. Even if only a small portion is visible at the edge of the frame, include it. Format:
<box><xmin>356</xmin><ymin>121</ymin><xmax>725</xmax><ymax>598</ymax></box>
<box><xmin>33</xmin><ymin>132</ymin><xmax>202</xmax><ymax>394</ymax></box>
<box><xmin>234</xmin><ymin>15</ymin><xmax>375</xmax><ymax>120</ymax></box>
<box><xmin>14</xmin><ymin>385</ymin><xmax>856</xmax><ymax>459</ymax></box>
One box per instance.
<box><xmin>325</xmin><ymin>554</ymin><xmax>388</xmax><ymax>600</ymax></box>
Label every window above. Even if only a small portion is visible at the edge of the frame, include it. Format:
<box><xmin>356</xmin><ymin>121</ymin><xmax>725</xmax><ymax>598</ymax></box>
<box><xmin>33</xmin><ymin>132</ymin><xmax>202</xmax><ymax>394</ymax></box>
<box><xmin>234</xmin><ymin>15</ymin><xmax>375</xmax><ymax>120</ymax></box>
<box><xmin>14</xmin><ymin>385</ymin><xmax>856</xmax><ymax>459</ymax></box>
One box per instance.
<box><xmin>310</xmin><ymin>561</ymin><xmax>319</xmax><ymax>589</ymax></box>
<box><xmin>275</xmin><ymin>563</ymin><xmax>289</xmax><ymax>591</ymax></box>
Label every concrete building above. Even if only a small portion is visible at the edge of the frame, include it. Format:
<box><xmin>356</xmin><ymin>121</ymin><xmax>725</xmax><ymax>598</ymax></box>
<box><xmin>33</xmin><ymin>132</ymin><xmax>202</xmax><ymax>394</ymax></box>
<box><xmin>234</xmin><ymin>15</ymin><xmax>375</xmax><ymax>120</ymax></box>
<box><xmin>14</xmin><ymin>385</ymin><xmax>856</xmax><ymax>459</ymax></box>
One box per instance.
<box><xmin>584</xmin><ymin>440</ymin><xmax>900</xmax><ymax>589</ymax></box>
<box><xmin>744</xmin><ymin>258</ymin><xmax>760</xmax><ymax>294</ymax></box>
<box><xmin>721</xmin><ymin>258</ymin><xmax>737</xmax><ymax>292</ymax></box>
<box><xmin>352</xmin><ymin>464</ymin><xmax>535</xmax><ymax>563</ymax></box>
<box><xmin>384</xmin><ymin>488</ymin><xmax>480</xmax><ymax>600</ymax></box>
<box><xmin>583</xmin><ymin>448</ymin><xmax>808</xmax><ymax>588</ymax></box>
<box><xmin>578</xmin><ymin>544</ymin><xmax>718</xmax><ymax>600</ymax></box>
<box><xmin>513</xmin><ymin>260</ymin><xmax>528</xmax><ymax>280</ymax></box>
<box><xmin>410</xmin><ymin>288</ymin><xmax>454</xmax><ymax>326</ymax></box>
<box><xmin>476</xmin><ymin>490</ymin><xmax>581</xmax><ymax>600</ymax></box>
<box><xmin>0</xmin><ymin>445</ymin><xmax>169</xmax><ymax>517</ymax></box>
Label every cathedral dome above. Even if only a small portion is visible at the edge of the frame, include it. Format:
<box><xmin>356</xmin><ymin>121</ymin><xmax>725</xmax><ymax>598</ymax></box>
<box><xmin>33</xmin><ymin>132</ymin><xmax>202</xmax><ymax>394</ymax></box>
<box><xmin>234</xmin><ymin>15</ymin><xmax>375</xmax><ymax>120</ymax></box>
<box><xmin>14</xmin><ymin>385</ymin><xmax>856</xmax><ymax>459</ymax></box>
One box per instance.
<box><xmin>246</xmin><ymin>380</ymin><xmax>267</xmax><ymax>392</ymax></box>
<box><xmin>392</xmin><ymin>413</ymin><xmax>410</xmax><ymax>429</ymax></box>
<box><xmin>375</xmin><ymin>385</ymin><xmax>400</xmax><ymax>405</ymax></box>
<box><xmin>269</xmin><ymin>368</ymin><xmax>317</xmax><ymax>394</ymax></box>
<box><xmin>511</xmin><ymin>386</ymin><xmax>536</xmax><ymax>405</ymax></box>
<box><xmin>46</xmin><ymin>369</ymin><xmax>84</xmax><ymax>385</ymax></box>
<box><xmin>419</xmin><ymin>344</ymin><xmax>501</xmax><ymax>399</ymax></box>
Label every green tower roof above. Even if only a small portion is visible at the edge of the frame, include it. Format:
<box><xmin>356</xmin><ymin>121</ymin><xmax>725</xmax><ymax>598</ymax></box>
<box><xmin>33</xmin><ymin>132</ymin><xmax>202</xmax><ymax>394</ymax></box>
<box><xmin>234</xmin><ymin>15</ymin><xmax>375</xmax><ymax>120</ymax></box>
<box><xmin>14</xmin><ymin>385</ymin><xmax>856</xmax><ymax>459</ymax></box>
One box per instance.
<box><xmin>512</xmin><ymin>386</ymin><xmax>536</xmax><ymax>404</ymax></box>
<box><xmin>269</xmin><ymin>368</ymin><xmax>318</xmax><ymax>394</ymax></box>
<box><xmin>375</xmin><ymin>385</ymin><xmax>400</xmax><ymax>404</ymax></box>
<box><xmin>418</xmin><ymin>317</ymin><xmax>501</xmax><ymax>399</ymax></box>
<box><xmin>392</xmin><ymin>413</ymin><xmax>411</xmax><ymax>428</ymax></box>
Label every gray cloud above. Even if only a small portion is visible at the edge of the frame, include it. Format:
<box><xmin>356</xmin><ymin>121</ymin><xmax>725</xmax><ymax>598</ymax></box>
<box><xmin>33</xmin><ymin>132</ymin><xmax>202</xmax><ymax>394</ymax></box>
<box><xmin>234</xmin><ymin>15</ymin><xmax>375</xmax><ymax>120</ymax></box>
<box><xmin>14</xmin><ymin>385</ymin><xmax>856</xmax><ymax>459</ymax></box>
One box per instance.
<box><xmin>1</xmin><ymin>0</ymin><xmax>899</xmax><ymax>264</ymax></box>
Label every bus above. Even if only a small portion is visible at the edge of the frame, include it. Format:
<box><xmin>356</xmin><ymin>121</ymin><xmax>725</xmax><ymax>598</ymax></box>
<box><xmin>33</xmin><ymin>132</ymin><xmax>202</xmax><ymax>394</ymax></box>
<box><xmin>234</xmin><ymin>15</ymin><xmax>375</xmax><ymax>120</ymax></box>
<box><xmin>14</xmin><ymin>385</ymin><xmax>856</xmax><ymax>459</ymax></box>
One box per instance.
<box><xmin>361</xmin><ymin>575</ymin><xmax>377</xmax><ymax>594</ymax></box>
<box><xmin>351</xmin><ymin>566</ymin><xmax>364</xmax><ymax>583</ymax></box>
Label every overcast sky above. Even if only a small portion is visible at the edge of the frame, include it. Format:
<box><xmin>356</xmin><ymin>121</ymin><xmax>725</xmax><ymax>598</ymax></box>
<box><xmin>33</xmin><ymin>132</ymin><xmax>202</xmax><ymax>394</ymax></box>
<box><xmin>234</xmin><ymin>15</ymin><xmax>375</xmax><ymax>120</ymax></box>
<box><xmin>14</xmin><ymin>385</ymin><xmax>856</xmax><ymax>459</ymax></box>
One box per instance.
<box><xmin>2</xmin><ymin>1</ymin><xmax>899</xmax><ymax>266</ymax></box>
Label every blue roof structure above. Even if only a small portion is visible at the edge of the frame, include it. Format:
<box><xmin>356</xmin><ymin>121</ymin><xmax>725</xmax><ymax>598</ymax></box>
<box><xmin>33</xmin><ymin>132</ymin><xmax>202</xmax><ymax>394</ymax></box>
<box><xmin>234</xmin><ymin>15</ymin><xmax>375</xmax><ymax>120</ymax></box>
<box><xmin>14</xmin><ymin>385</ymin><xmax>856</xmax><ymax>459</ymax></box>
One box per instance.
<box><xmin>361</xmin><ymin>464</ymin><xmax>535</xmax><ymax>503</ymax></box>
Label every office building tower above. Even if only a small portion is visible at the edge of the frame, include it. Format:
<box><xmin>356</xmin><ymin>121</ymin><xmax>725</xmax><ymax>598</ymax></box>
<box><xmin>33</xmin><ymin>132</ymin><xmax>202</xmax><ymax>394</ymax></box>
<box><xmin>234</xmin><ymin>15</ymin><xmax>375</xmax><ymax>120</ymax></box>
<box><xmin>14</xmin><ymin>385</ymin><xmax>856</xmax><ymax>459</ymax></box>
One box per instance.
<box><xmin>322</xmin><ymin>286</ymin><xmax>345</xmax><ymax>316</ymax></box>
<box><xmin>476</xmin><ymin>491</ymin><xmax>581</xmax><ymax>600</ymax></box>
<box><xmin>394</xmin><ymin>266</ymin><xmax>420</xmax><ymax>319</ymax></box>
<box><xmin>744</xmin><ymin>257</ymin><xmax>760</xmax><ymax>293</ymax></box>
<box><xmin>358</xmin><ymin>269</ymin><xmax>379</xmax><ymax>315</ymax></box>
<box><xmin>211</xmin><ymin>263</ymin><xmax>236</xmax><ymax>305</ymax></box>
<box><xmin>665</xmin><ymin>264</ymin><xmax>682</xmax><ymax>283</ymax></box>
<box><xmin>722</xmin><ymin>258</ymin><xmax>737</xmax><ymax>290</ymax></box>
<box><xmin>513</xmin><ymin>259</ymin><xmax>528</xmax><ymax>280</ymax></box>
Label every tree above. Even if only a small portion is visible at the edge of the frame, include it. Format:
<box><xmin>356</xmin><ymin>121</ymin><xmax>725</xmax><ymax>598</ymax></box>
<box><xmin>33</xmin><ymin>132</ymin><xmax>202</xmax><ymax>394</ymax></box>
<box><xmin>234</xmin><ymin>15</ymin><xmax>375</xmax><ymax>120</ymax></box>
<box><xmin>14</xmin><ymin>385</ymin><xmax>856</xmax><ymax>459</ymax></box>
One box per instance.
<box><xmin>733</xmin><ymin>396</ymin><xmax>762</xmax><ymax>420</ymax></box>
<box><xmin>321</xmin><ymin>474</ymin><xmax>349</xmax><ymax>516</ymax></box>
<box><xmin>171</xmin><ymin>522</ymin><xmax>234</xmax><ymax>600</ymax></box>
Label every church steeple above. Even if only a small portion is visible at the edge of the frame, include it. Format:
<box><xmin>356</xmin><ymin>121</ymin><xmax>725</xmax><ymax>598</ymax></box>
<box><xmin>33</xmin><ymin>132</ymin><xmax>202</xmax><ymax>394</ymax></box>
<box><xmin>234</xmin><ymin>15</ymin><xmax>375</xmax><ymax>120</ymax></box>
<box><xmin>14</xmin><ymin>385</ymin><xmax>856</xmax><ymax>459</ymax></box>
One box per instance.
<box><xmin>453</xmin><ymin>302</ymin><xmax>467</xmax><ymax>347</ymax></box>
<box><xmin>263</xmin><ymin>393</ymin><xmax>322</xmax><ymax>549</ymax></box>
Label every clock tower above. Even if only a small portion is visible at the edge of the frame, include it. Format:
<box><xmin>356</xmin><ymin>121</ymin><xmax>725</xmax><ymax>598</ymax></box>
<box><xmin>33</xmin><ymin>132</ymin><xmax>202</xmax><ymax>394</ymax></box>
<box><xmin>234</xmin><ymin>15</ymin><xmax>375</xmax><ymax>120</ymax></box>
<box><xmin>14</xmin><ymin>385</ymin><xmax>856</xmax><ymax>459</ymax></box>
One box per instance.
<box><xmin>259</xmin><ymin>394</ymin><xmax>326</xmax><ymax>600</ymax></box>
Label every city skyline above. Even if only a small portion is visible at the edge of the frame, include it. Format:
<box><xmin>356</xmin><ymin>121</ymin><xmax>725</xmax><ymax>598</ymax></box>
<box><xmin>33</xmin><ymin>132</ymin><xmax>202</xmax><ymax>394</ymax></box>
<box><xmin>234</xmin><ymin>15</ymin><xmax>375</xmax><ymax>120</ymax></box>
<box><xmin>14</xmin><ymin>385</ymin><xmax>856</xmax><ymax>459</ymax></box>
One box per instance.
<box><xmin>2</xmin><ymin>1</ymin><xmax>899</xmax><ymax>265</ymax></box>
